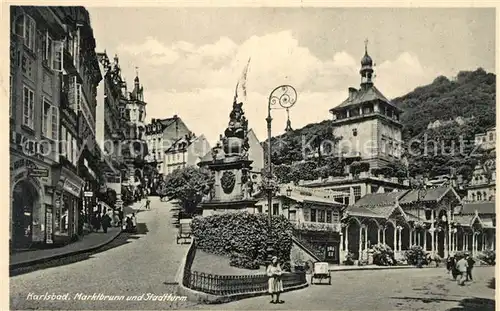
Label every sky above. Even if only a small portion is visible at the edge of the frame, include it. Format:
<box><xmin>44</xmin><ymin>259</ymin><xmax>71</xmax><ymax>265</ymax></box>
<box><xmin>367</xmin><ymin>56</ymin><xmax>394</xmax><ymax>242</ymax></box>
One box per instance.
<box><xmin>88</xmin><ymin>7</ymin><xmax>495</xmax><ymax>146</ymax></box>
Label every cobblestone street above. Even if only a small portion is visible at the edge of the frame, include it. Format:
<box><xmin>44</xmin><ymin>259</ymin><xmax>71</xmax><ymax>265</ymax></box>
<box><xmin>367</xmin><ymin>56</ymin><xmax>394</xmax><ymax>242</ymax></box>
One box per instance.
<box><xmin>10</xmin><ymin>198</ymin><xmax>198</xmax><ymax>310</ymax></box>
<box><xmin>199</xmin><ymin>267</ymin><xmax>495</xmax><ymax>311</ymax></box>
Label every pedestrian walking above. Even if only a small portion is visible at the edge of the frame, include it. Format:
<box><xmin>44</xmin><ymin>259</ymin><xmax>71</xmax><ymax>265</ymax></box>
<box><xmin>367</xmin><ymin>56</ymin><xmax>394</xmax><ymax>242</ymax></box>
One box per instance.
<box><xmin>455</xmin><ymin>255</ymin><xmax>469</xmax><ymax>286</ymax></box>
<box><xmin>466</xmin><ymin>253</ymin><xmax>475</xmax><ymax>281</ymax></box>
<box><xmin>92</xmin><ymin>212</ymin><xmax>101</xmax><ymax>232</ymax></box>
<box><xmin>131</xmin><ymin>213</ymin><xmax>137</xmax><ymax>233</ymax></box>
<box><xmin>267</xmin><ymin>256</ymin><xmax>284</xmax><ymax>304</ymax></box>
<box><xmin>101</xmin><ymin>213</ymin><xmax>111</xmax><ymax>233</ymax></box>
<box><xmin>447</xmin><ymin>255</ymin><xmax>458</xmax><ymax>280</ymax></box>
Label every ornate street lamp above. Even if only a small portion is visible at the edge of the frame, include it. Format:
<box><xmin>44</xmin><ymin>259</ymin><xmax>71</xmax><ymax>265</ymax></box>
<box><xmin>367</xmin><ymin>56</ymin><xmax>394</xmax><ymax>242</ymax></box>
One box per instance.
<box><xmin>265</xmin><ymin>85</ymin><xmax>297</xmax><ymax>262</ymax></box>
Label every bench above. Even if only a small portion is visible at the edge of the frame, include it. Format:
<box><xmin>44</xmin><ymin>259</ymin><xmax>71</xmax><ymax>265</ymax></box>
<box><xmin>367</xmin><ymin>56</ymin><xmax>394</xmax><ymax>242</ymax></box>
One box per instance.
<box><xmin>176</xmin><ymin>218</ymin><xmax>192</xmax><ymax>244</ymax></box>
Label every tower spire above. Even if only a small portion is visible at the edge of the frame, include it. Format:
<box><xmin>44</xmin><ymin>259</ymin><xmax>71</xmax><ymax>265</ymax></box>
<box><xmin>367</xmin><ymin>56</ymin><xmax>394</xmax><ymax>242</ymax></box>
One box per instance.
<box><xmin>360</xmin><ymin>39</ymin><xmax>374</xmax><ymax>89</ymax></box>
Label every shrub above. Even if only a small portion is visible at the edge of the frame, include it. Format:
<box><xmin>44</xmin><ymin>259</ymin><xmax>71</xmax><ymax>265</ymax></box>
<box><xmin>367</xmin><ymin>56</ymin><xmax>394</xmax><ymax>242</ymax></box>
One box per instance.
<box><xmin>191</xmin><ymin>212</ymin><xmax>293</xmax><ymax>269</ymax></box>
<box><xmin>372</xmin><ymin>244</ymin><xmax>396</xmax><ymax>266</ymax></box>
<box><xmin>405</xmin><ymin>245</ymin><xmax>426</xmax><ymax>266</ymax></box>
<box><xmin>477</xmin><ymin>250</ymin><xmax>495</xmax><ymax>265</ymax></box>
<box><xmin>229</xmin><ymin>252</ymin><xmax>260</xmax><ymax>270</ymax></box>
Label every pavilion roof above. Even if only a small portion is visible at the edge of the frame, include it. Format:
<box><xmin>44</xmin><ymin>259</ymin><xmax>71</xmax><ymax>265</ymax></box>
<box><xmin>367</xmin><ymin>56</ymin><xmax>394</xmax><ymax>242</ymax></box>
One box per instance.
<box><xmin>330</xmin><ymin>85</ymin><xmax>400</xmax><ymax>112</ymax></box>
<box><xmin>399</xmin><ymin>186</ymin><xmax>459</xmax><ymax>205</ymax></box>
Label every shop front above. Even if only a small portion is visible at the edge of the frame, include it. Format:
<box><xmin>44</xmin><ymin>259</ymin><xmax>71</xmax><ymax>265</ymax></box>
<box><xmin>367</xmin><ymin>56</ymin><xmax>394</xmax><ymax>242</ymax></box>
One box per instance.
<box><xmin>51</xmin><ymin>164</ymin><xmax>85</xmax><ymax>245</ymax></box>
<box><xmin>10</xmin><ymin>153</ymin><xmax>52</xmax><ymax>249</ymax></box>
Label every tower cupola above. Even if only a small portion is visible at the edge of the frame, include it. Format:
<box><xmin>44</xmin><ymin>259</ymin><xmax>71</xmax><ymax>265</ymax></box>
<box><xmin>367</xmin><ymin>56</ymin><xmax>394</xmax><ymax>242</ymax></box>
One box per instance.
<box><xmin>360</xmin><ymin>39</ymin><xmax>374</xmax><ymax>89</ymax></box>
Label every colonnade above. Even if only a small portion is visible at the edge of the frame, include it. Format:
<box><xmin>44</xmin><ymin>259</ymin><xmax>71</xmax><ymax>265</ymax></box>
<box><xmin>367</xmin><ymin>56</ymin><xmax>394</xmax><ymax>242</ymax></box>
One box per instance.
<box><xmin>339</xmin><ymin>218</ymin><xmax>495</xmax><ymax>263</ymax></box>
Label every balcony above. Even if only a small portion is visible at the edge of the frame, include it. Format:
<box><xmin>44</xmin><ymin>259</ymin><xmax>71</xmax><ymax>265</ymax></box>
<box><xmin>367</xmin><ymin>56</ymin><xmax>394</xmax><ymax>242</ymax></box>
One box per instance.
<box><xmin>291</xmin><ymin>220</ymin><xmax>341</xmax><ymax>232</ymax></box>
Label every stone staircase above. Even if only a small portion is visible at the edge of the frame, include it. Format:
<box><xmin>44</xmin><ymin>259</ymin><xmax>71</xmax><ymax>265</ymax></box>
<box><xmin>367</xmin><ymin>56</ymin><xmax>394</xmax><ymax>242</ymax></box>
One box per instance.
<box><xmin>292</xmin><ymin>229</ymin><xmax>324</xmax><ymax>262</ymax></box>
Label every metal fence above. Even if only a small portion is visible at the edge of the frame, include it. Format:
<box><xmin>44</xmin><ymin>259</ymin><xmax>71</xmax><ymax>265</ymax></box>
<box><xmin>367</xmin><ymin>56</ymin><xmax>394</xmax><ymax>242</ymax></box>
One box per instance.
<box><xmin>182</xmin><ymin>240</ymin><xmax>307</xmax><ymax>296</ymax></box>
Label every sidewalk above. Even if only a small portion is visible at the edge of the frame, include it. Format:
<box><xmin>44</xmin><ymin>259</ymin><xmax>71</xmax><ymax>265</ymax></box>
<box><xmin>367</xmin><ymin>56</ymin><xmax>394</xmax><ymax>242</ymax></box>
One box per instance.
<box><xmin>10</xmin><ymin>227</ymin><xmax>122</xmax><ymax>269</ymax></box>
<box><xmin>328</xmin><ymin>264</ymin><xmax>439</xmax><ymax>272</ymax></box>
<box><xmin>10</xmin><ymin>200</ymin><xmax>147</xmax><ymax>269</ymax></box>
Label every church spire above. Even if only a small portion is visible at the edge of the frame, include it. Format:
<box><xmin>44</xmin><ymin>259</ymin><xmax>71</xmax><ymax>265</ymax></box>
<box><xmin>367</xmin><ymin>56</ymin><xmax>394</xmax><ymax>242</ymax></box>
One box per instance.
<box><xmin>360</xmin><ymin>39</ymin><xmax>374</xmax><ymax>90</ymax></box>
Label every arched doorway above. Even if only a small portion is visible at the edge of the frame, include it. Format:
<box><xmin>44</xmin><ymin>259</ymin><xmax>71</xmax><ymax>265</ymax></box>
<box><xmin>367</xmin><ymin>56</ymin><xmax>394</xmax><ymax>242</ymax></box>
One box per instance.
<box><xmin>384</xmin><ymin>222</ymin><xmax>396</xmax><ymax>250</ymax></box>
<box><xmin>400</xmin><ymin>223</ymin><xmax>411</xmax><ymax>251</ymax></box>
<box><xmin>365</xmin><ymin>219</ymin><xmax>380</xmax><ymax>247</ymax></box>
<box><xmin>12</xmin><ymin>180</ymin><xmax>39</xmax><ymax>249</ymax></box>
<box><xmin>346</xmin><ymin>218</ymin><xmax>361</xmax><ymax>260</ymax></box>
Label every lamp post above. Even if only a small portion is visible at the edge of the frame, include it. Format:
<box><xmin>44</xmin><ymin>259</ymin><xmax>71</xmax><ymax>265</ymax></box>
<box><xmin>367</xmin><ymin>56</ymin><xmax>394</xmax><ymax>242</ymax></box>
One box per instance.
<box><xmin>266</xmin><ymin>85</ymin><xmax>297</xmax><ymax>262</ymax></box>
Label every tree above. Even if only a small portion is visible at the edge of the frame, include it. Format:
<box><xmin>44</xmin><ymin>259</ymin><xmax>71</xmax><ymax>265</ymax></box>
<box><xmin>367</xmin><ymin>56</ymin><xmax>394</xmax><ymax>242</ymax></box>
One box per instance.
<box><xmin>163</xmin><ymin>166</ymin><xmax>214</xmax><ymax>214</ymax></box>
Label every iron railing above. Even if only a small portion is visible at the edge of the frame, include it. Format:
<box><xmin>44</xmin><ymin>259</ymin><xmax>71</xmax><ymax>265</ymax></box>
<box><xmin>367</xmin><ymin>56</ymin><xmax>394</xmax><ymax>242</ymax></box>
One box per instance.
<box><xmin>182</xmin><ymin>240</ymin><xmax>307</xmax><ymax>296</ymax></box>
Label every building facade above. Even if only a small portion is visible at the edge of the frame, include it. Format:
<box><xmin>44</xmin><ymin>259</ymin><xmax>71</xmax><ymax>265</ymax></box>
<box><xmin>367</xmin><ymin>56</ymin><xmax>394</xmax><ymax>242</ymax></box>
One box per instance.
<box><xmin>163</xmin><ymin>134</ymin><xmax>211</xmax><ymax>175</ymax></box>
<box><xmin>465</xmin><ymin>164</ymin><xmax>496</xmax><ymax>202</ymax></box>
<box><xmin>10</xmin><ymin>6</ymin><xmax>102</xmax><ymax>248</ymax></box>
<box><xmin>95</xmin><ymin>52</ymin><xmax>127</xmax><ymax>210</ymax></box>
<box><xmin>329</xmin><ymin>43</ymin><xmax>403</xmax><ymax>170</ymax></box>
<box><xmin>144</xmin><ymin>116</ymin><xmax>192</xmax><ymax>172</ymax></box>
<box><xmin>474</xmin><ymin>126</ymin><xmax>496</xmax><ymax>150</ymax></box>
<box><xmin>299</xmin><ymin>171</ymin><xmax>410</xmax><ymax>206</ymax></box>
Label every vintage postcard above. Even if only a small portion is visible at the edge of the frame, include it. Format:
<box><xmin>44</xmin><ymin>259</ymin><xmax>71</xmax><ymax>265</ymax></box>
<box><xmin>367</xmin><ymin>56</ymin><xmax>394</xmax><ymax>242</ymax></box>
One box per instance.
<box><xmin>5</xmin><ymin>2</ymin><xmax>496</xmax><ymax>310</ymax></box>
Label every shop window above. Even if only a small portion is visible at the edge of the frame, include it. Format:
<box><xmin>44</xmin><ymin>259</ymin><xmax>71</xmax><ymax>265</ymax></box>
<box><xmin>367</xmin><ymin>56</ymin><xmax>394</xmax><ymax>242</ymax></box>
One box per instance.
<box><xmin>318</xmin><ymin>210</ymin><xmax>326</xmax><ymax>222</ymax></box>
<box><xmin>58</xmin><ymin>195</ymin><xmax>70</xmax><ymax>235</ymax></box>
<box><xmin>310</xmin><ymin>209</ymin><xmax>317</xmax><ymax>222</ymax></box>
<box><xmin>326</xmin><ymin>211</ymin><xmax>332</xmax><ymax>223</ymax></box>
<box><xmin>22</xmin><ymin>85</ymin><xmax>34</xmax><ymax>128</ymax></box>
<box><xmin>272</xmin><ymin>203</ymin><xmax>279</xmax><ymax>215</ymax></box>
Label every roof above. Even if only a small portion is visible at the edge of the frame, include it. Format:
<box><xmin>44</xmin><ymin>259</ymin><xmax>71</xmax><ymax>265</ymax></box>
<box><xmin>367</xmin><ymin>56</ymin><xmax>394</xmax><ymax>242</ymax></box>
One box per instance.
<box><xmin>353</xmin><ymin>191</ymin><xmax>406</xmax><ymax>208</ymax></box>
<box><xmin>277</xmin><ymin>193</ymin><xmax>343</xmax><ymax>207</ymax></box>
<box><xmin>460</xmin><ymin>201</ymin><xmax>496</xmax><ymax>215</ymax></box>
<box><xmin>453</xmin><ymin>214</ymin><xmax>475</xmax><ymax>226</ymax></box>
<box><xmin>343</xmin><ymin>206</ymin><xmax>383</xmax><ymax>219</ymax></box>
<box><xmin>399</xmin><ymin>186</ymin><xmax>458</xmax><ymax>205</ymax></box>
<box><xmin>343</xmin><ymin>191</ymin><xmax>409</xmax><ymax>219</ymax></box>
<box><xmin>330</xmin><ymin>85</ymin><xmax>399</xmax><ymax>112</ymax></box>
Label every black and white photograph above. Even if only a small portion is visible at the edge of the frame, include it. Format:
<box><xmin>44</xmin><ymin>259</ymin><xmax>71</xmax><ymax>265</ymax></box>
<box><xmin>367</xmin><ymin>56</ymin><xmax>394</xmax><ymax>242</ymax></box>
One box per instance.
<box><xmin>7</xmin><ymin>3</ymin><xmax>496</xmax><ymax>310</ymax></box>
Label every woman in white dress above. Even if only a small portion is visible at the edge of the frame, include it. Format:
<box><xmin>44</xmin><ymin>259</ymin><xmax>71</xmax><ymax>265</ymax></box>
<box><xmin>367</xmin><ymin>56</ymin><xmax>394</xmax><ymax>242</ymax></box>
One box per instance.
<box><xmin>267</xmin><ymin>256</ymin><xmax>284</xmax><ymax>304</ymax></box>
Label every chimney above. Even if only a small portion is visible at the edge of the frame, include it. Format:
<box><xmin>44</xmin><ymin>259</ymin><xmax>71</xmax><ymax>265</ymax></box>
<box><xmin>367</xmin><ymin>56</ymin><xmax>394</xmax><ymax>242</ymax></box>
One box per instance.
<box><xmin>348</xmin><ymin>87</ymin><xmax>358</xmax><ymax>100</ymax></box>
<box><xmin>151</xmin><ymin>118</ymin><xmax>156</xmax><ymax>123</ymax></box>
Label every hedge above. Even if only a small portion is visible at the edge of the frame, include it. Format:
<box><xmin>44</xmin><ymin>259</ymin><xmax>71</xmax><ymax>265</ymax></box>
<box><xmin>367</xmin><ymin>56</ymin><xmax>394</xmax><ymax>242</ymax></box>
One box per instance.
<box><xmin>191</xmin><ymin>212</ymin><xmax>293</xmax><ymax>268</ymax></box>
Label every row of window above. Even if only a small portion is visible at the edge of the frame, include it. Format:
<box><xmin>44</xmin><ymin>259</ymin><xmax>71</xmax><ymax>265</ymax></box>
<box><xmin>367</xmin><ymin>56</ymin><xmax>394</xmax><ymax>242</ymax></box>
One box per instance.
<box><xmin>470</xmin><ymin>191</ymin><xmax>494</xmax><ymax>202</ymax></box>
<box><xmin>381</xmin><ymin>138</ymin><xmax>401</xmax><ymax>157</ymax></box>
<box><xmin>20</xmin><ymin>83</ymin><xmax>60</xmax><ymax>139</ymax></box>
<box><xmin>305</xmin><ymin>208</ymin><xmax>341</xmax><ymax>223</ymax></box>
<box><xmin>167</xmin><ymin>152</ymin><xmax>184</xmax><ymax>163</ymax></box>
<box><xmin>15</xmin><ymin>14</ymin><xmax>65</xmax><ymax>72</ymax></box>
